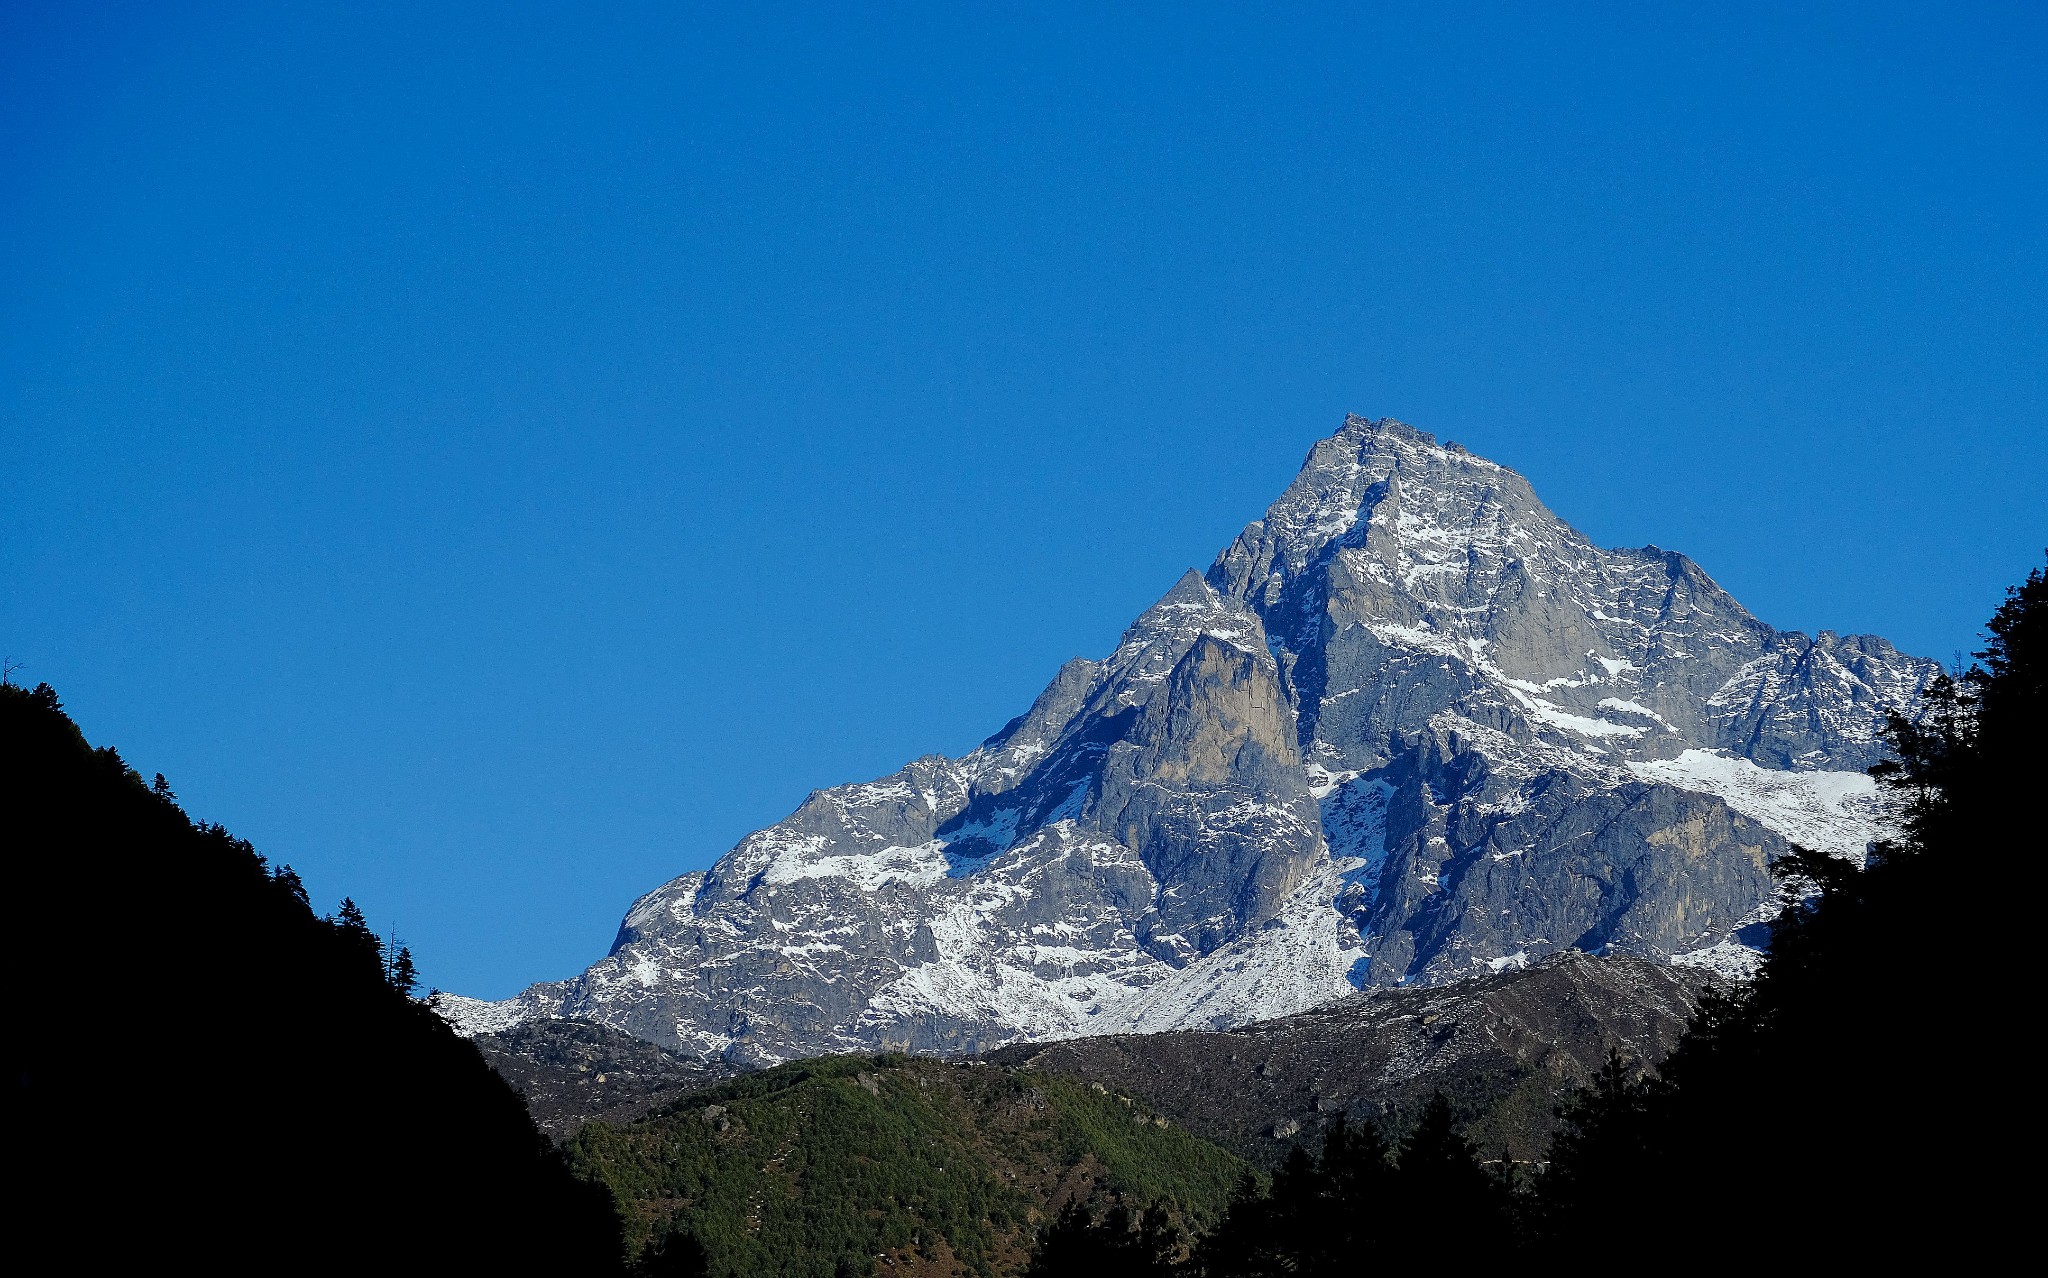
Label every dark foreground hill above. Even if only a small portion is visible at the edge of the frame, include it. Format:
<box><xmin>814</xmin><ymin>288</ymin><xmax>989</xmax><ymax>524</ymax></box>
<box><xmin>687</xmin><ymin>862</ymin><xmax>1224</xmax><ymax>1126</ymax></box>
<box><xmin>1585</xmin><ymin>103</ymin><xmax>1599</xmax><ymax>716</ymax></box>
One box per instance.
<box><xmin>566</xmin><ymin>1053</ymin><xmax>1250</xmax><ymax>1278</ymax></box>
<box><xmin>988</xmin><ymin>951</ymin><xmax>1710</xmax><ymax>1165</ymax></box>
<box><xmin>3</xmin><ymin>684</ymin><xmax>622</xmax><ymax>1273</ymax></box>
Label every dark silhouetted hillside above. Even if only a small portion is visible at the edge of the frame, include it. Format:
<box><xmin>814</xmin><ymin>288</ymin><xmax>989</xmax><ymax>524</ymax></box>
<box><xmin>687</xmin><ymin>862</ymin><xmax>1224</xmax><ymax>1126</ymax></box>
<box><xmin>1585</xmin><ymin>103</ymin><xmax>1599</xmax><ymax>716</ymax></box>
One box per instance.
<box><xmin>3</xmin><ymin>684</ymin><xmax>623</xmax><ymax>1273</ymax></box>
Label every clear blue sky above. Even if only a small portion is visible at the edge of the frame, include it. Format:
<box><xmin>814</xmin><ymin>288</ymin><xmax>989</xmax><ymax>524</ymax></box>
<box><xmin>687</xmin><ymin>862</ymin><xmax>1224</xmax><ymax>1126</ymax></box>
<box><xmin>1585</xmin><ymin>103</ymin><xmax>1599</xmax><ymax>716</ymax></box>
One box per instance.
<box><xmin>4</xmin><ymin>3</ymin><xmax>2042</xmax><ymax>998</ymax></box>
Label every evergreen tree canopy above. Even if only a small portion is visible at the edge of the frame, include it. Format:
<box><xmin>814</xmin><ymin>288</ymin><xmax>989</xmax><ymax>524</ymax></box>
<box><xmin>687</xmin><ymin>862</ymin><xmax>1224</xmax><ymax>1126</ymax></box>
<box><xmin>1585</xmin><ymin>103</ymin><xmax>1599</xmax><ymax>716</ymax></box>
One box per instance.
<box><xmin>1182</xmin><ymin>1099</ymin><xmax>1512</xmax><ymax>1275</ymax></box>
<box><xmin>1025</xmin><ymin>1199</ymin><xmax>1182</xmax><ymax>1278</ymax></box>
<box><xmin>571</xmin><ymin>1052</ymin><xmax>1245</xmax><ymax>1278</ymax></box>
<box><xmin>638</xmin><ymin>1227</ymin><xmax>713</xmax><ymax>1278</ymax></box>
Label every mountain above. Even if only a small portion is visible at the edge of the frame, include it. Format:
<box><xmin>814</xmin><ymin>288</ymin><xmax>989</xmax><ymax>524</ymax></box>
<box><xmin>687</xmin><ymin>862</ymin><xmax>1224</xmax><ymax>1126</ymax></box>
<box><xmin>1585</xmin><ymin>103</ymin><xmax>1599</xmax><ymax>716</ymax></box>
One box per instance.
<box><xmin>445</xmin><ymin>416</ymin><xmax>1932</xmax><ymax>1064</ymax></box>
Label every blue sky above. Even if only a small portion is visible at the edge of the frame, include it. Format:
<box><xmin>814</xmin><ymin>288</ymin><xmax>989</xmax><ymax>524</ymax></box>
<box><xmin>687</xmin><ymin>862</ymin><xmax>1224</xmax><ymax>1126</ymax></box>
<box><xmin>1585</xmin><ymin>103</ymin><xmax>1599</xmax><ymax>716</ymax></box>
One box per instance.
<box><xmin>4</xmin><ymin>2</ymin><xmax>2042</xmax><ymax>997</ymax></box>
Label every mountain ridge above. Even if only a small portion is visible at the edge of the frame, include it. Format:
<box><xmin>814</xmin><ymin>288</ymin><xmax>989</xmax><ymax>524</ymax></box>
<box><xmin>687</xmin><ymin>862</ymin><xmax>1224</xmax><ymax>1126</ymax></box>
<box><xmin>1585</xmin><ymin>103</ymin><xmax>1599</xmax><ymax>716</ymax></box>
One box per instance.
<box><xmin>444</xmin><ymin>415</ymin><xmax>1931</xmax><ymax>1062</ymax></box>
<box><xmin>987</xmin><ymin>949</ymin><xmax>1712</xmax><ymax>1166</ymax></box>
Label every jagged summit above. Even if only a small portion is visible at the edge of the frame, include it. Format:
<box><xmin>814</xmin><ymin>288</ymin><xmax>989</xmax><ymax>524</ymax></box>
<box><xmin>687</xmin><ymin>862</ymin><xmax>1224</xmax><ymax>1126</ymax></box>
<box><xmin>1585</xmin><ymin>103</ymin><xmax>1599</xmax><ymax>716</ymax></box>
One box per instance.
<box><xmin>442</xmin><ymin>415</ymin><xmax>1934</xmax><ymax>1063</ymax></box>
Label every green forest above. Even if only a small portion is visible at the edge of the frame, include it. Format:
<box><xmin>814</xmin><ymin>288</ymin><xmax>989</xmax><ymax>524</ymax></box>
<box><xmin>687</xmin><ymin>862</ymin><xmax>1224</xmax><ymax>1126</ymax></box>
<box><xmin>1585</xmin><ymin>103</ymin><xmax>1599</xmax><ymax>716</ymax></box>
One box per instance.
<box><xmin>571</xmin><ymin>1053</ymin><xmax>1247</xmax><ymax>1277</ymax></box>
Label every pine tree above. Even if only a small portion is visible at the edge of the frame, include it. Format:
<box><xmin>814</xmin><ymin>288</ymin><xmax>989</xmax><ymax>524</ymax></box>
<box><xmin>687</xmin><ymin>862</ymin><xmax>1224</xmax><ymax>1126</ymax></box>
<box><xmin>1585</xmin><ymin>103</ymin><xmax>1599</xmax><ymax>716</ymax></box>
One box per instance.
<box><xmin>1130</xmin><ymin>1203</ymin><xmax>1183</xmax><ymax>1278</ymax></box>
<box><xmin>1531</xmin><ymin>1050</ymin><xmax>1658</xmax><ymax>1241</ymax></box>
<box><xmin>1025</xmin><ymin>1201</ymin><xmax>1105</xmax><ymax>1278</ymax></box>
<box><xmin>1388</xmin><ymin>1094</ymin><xmax>1512</xmax><ymax>1259</ymax></box>
<box><xmin>638</xmin><ymin>1226</ymin><xmax>711</xmax><ymax>1278</ymax></box>
<box><xmin>1191</xmin><ymin>1174</ymin><xmax>1277</xmax><ymax>1278</ymax></box>
<box><xmin>272</xmin><ymin>863</ymin><xmax>310</xmax><ymax>907</ymax></box>
<box><xmin>1395</xmin><ymin>1094</ymin><xmax>1485</xmax><ymax>1190</ymax></box>
<box><xmin>1262</xmin><ymin>1142</ymin><xmax>1320</xmax><ymax>1244</ymax></box>
<box><xmin>1315</xmin><ymin>1115</ymin><xmax>1395</xmax><ymax>1269</ymax></box>
<box><xmin>332</xmin><ymin>896</ymin><xmax>384</xmax><ymax>970</ymax></box>
<box><xmin>387</xmin><ymin>944</ymin><xmax>419</xmax><ymax>997</ymax></box>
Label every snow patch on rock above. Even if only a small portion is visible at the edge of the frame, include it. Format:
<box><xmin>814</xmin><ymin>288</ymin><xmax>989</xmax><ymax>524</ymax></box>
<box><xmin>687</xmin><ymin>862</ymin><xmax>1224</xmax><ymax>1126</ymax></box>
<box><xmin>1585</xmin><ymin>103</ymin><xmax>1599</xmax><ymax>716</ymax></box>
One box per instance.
<box><xmin>1627</xmin><ymin>750</ymin><xmax>1888</xmax><ymax>863</ymax></box>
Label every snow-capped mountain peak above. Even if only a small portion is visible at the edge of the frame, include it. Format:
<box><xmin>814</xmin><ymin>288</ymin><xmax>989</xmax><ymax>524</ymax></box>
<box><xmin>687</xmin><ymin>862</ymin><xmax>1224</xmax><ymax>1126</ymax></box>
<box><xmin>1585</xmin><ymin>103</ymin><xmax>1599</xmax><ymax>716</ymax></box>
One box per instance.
<box><xmin>444</xmin><ymin>416</ymin><xmax>1933</xmax><ymax>1061</ymax></box>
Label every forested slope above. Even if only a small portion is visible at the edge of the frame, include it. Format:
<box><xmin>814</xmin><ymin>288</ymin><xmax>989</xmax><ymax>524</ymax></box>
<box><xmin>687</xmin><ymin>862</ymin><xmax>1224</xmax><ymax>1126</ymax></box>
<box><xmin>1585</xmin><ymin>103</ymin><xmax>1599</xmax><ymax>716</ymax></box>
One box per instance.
<box><xmin>569</xmin><ymin>1053</ymin><xmax>1249</xmax><ymax>1278</ymax></box>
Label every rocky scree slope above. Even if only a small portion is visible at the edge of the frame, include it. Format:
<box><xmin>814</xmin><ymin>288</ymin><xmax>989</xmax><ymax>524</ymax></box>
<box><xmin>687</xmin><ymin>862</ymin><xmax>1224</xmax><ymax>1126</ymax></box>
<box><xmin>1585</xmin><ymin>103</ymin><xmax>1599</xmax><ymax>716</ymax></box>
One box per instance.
<box><xmin>446</xmin><ymin>416</ymin><xmax>1930</xmax><ymax>1064</ymax></box>
<box><xmin>987</xmin><ymin>950</ymin><xmax>1710</xmax><ymax>1166</ymax></box>
<box><xmin>470</xmin><ymin>1018</ymin><xmax>742</xmax><ymax>1141</ymax></box>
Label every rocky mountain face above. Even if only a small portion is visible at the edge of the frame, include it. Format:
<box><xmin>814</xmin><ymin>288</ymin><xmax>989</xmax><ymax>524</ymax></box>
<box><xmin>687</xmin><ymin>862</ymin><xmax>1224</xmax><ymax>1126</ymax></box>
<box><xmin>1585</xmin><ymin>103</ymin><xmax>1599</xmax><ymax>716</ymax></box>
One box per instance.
<box><xmin>444</xmin><ymin>416</ymin><xmax>1932</xmax><ymax>1064</ymax></box>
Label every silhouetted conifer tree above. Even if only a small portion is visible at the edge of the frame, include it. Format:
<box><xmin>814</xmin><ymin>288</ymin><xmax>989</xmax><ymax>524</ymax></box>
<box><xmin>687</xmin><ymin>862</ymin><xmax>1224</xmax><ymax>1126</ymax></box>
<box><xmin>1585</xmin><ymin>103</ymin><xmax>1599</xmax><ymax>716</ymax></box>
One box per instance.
<box><xmin>1386</xmin><ymin>1094</ymin><xmax>1513</xmax><ymax>1258</ymax></box>
<box><xmin>1026</xmin><ymin>1201</ymin><xmax>1108</xmax><ymax>1278</ymax></box>
<box><xmin>1191</xmin><ymin>1174</ymin><xmax>1278</xmax><ymax>1278</ymax></box>
<box><xmin>387</xmin><ymin>943</ymin><xmax>419</xmax><ymax>997</ymax></box>
<box><xmin>1529</xmin><ymin>1049</ymin><xmax>1658</xmax><ymax>1240</ymax></box>
<box><xmin>334</xmin><ymin>896</ymin><xmax>369</xmax><ymax>933</ymax></box>
<box><xmin>273</xmin><ymin>862</ymin><xmax>309</xmax><ymax>907</ymax></box>
<box><xmin>639</xmin><ymin>1226</ymin><xmax>712</xmax><ymax>1278</ymax></box>
<box><xmin>1027</xmin><ymin>1198</ymin><xmax>1183</xmax><ymax>1278</ymax></box>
